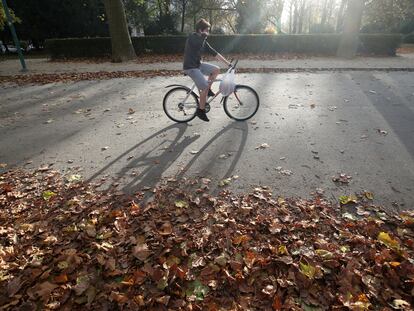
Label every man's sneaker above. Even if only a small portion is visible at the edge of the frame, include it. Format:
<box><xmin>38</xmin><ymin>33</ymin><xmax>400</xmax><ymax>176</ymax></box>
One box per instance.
<box><xmin>208</xmin><ymin>89</ymin><xmax>215</xmax><ymax>98</ymax></box>
<box><xmin>196</xmin><ymin>108</ymin><xmax>210</xmax><ymax>122</ymax></box>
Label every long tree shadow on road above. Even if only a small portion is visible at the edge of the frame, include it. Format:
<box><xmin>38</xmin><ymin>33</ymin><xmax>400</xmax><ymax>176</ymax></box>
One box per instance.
<box><xmin>351</xmin><ymin>72</ymin><xmax>414</xmax><ymax>159</ymax></box>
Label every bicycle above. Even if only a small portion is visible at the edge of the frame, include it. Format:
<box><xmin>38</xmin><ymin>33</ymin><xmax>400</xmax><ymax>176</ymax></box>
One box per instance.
<box><xmin>163</xmin><ymin>60</ymin><xmax>260</xmax><ymax>123</ymax></box>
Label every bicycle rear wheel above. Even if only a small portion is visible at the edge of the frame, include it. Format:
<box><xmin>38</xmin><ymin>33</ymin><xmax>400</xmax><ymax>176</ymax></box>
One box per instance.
<box><xmin>223</xmin><ymin>85</ymin><xmax>259</xmax><ymax>121</ymax></box>
<box><xmin>163</xmin><ymin>87</ymin><xmax>199</xmax><ymax>123</ymax></box>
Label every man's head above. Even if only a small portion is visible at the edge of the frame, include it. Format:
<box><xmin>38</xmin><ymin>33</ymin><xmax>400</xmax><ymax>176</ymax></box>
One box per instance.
<box><xmin>195</xmin><ymin>19</ymin><xmax>211</xmax><ymax>34</ymax></box>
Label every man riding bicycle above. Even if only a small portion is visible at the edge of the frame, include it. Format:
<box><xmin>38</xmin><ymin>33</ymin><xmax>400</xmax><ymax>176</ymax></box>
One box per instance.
<box><xmin>183</xmin><ymin>19</ymin><xmax>231</xmax><ymax>122</ymax></box>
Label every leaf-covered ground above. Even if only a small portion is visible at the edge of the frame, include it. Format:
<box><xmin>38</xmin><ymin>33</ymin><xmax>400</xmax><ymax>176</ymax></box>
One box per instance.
<box><xmin>0</xmin><ymin>169</ymin><xmax>413</xmax><ymax>310</ymax></box>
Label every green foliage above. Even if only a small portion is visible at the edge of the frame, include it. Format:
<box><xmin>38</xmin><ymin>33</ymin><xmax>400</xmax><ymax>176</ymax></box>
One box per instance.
<box><xmin>309</xmin><ymin>23</ymin><xmax>335</xmax><ymax>34</ymax></box>
<box><xmin>144</xmin><ymin>14</ymin><xmax>178</xmax><ymax>35</ymax></box>
<box><xmin>45</xmin><ymin>37</ymin><xmax>112</xmax><ymax>58</ymax></box>
<box><xmin>363</xmin><ymin>0</ymin><xmax>414</xmax><ymax>33</ymax></box>
<box><xmin>5</xmin><ymin>0</ymin><xmax>107</xmax><ymax>48</ymax></box>
<box><xmin>0</xmin><ymin>2</ymin><xmax>21</xmax><ymax>31</ymax></box>
<box><xmin>236</xmin><ymin>0</ymin><xmax>265</xmax><ymax>34</ymax></box>
<box><xmin>404</xmin><ymin>32</ymin><xmax>414</xmax><ymax>43</ymax></box>
<box><xmin>359</xmin><ymin>33</ymin><xmax>403</xmax><ymax>56</ymax></box>
<box><xmin>46</xmin><ymin>34</ymin><xmax>402</xmax><ymax>59</ymax></box>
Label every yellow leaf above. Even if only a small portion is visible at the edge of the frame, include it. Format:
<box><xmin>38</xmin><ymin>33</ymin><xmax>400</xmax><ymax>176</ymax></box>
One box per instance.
<box><xmin>175</xmin><ymin>200</ymin><xmax>189</xmax><ymax>208</ymax></box>
<box><xmin>278</xmin><ymin>245</ymin><xmax>288</xmax><ymax>255</ymax></box>
<box><xmin>315</xmin><ymin>249</ymin><xmax>334</xmax><ymax>259</ymax></box>
<box><xmin>277</xmin><ymin>197</ymin><xmax>286</xmax><ymax>205</ymax></box>
<box><xmin>389</xmin><ymin>261</ymin><xmax>401</xmax><ymax>267</ymax></box>
<box><xmin>42</xmin><ymin>190</ymin><xmax>56</xmax><ymax>201</ymax></box>
<box><xmin>339</xmin><ymin>194</ymin><xmax>358</xmax><ymax>205</ymax></box>
<box><xmin>378</xmin><ymin>232</ymin><xmax>400</xmax><ymax>251</ymax></box>
<box><xmin>58</xmin><ymin>261</ymin><xmax>69</xmax><ymax>270</ymax></box>
<box><xmin>364</xmin><ymin>191</ymin><xmax>374</xmax><ymax>200</ymax></box>
<box><xmin>299</xmin><ymin>262</ymin><xmax>316</xmax><ymax>279</ymax></box>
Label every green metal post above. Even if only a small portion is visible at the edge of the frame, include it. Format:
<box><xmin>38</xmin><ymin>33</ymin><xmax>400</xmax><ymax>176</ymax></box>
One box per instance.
<box><xmin>2</xmin><ymin>0</ymin><xmax>27</xmax><ymax>71</ymax></box>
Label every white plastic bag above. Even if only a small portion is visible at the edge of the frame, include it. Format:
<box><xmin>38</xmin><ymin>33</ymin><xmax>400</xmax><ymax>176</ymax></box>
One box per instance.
<box><xmin>219</xmin><ymin>69</ymin><xmax>236</xmax><ymax>97</ymax></box>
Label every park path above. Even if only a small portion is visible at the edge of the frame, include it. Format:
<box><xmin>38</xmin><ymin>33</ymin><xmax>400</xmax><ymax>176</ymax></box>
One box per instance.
<box><xmin>1</xmin><ymin>54</ymin><xmax>414</xmax><ymax>76</ymax></box>
<box><xmin>1</xmin><ymin>71</ymin><xmax>413</xmax><ymax>210</ymax></box>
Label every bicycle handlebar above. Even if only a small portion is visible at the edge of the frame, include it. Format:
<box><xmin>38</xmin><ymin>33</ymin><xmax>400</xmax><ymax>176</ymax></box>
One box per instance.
<box><xmin>228</xmin><ymin>59</ymin><xmax>238</xmax><ymax>71</ymax></box>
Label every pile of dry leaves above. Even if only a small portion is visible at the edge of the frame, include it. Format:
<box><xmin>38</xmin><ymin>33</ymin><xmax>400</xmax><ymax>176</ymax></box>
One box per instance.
<box><xmin>0</xmin><ymin>169</ymin><xmax>413</xmax><ymax>310</ymax></box>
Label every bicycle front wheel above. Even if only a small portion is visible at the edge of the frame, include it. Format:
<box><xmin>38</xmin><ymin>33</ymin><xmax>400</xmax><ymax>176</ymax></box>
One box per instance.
<box><xmin>163</xmin><ymin>87</ymin><xmax>199</xmax><ymax>123</ymax></box>
<box><xmin>223</xmin><ymin>85</ymin><xmax>260</xmax><ymax>121</ymax></box>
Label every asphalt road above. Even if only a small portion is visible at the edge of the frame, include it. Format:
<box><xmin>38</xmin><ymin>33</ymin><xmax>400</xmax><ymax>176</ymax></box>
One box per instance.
<box><xmin>1</xmin><ymin>71</ymin><xmax>413</xmax><ymax>210</ymax></box>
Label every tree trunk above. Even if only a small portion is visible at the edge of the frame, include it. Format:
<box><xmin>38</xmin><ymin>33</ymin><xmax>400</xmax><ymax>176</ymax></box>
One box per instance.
<box><xmin>298</xmin><ymin>0</ymin><xmax>306</xmax><ymax>34</ymax></box>
<box><xmin>292</xmin><ymin>0</ymin><xmax>298</xmax><ymax>34</ymax></box>
<box><xmin>337</xmin><ymin>0</ymin><xmax>364</xmax><ymax>58</ymax></box>
<box><xmin>181</xmin><ymin>0</ymin><xmax>186</xmax><ymax>33</ymax></box>
<box><xmin>336</xmin><ymin>0</ymin><xmax>347</xmax><ymax>32</ymax></box>
<box><xmin>103</xmin><ymin>0</ymin><xmax>136</xmax><ymax>62</ymax></box>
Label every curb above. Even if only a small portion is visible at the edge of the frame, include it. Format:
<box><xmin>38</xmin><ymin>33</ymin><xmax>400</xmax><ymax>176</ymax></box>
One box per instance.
<box><xmin>1</xmin><ymin>67</ymin><xmax>413</xmax><ymax>85</ymax></box>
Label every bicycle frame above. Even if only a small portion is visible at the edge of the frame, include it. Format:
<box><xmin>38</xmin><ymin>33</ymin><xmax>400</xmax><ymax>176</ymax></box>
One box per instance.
<box><xmin>164</xmin><ymin>60</ymin><xmax>240</xmax><ymax>108</ymax></box>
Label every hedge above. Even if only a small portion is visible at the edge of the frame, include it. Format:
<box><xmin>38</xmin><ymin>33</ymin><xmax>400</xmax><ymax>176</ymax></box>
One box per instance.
<box><xmin>404</xmin><ymin>32</ymin><xmax>414</xmax><ymax>43</ymax></box>
<box><xmin>45</xmin><ymin>34</ymin><xmax>402</xmax><ymax>59</ymax></box>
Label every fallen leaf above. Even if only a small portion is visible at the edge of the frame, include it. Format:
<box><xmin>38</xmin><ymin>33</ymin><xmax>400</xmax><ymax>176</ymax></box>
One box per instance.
<box><xmin>185</xmin><ymin>280</ymin><xmax>209</xmax><ymax>301</ymax></box>
<box><xmin>280</xmin><ymin>169</ymin><xmax>292</xmax><ymax>176</ymax></box>
<box><xmin>272</xmin><ymin>295</ymin><xmax>282</xmax><ymax>310</ymax></box>
<box><xmin>7</xmin><ymin>276</ymin><xmax>23</xmax><ymax>297</ymax></box>
<box><xmin>42</xmin><ymin>190</ymin><xmax>56</xmax><ymax>201</ymax></box>
<box><xmin>133</xmin><ymin>243</ymin><xmax>151</xmax><ymax>261</ymax></box>
<box><xmin>175</xmin><ymin>200</ymin><xmax>189</xmax><ymax>208</ymax></box>
<box><xmin>392</xmin><ymin>299</ymin><xmax>410</xmax><ymax>309</ymax></box>
<box><xmin>158</xmin><ymin>222</ymin><xmax>173</xmax><ymax>236</ymax></box>
<box><xmin>315</xmin><ymin>249</ymin><xmax>334</xmax><ymax>259</ymax></box>
<box><xmin>219</xmin><ymin>178</ymin><xmax>232</xmax><ymax>187</ymax></box>
<box><xmin>299</xmin><ymin>262</ymin><xmax>316</xmax><ymax>279</ymax></box>
<box><xmin>27</xmin><ymin>281</ymin><xmax>57</xmax><ymax>301</ymax></box>
<box><xmin>255</xmin><ymin>143</ymin><xmax>270</xmax><ymax>150</ymax></box>
<box><xmin>342</xmin><ymin>212</ymin><xmax>356</xmax><ymax>221</ymax></box>
<box><xmin>110</xmin><ymin>291</ymin><xmax>128</xmax><ymax>304</ymax></box>
<box><xmin>54</xmin><ymin>273</ymin><xmax>68</xmax><ymax>284</ymax></box>
<box><xmin>67</xmin><ymin>174</ymin><xmax>82</xmax><ymax>182</ymax></box>
<box><xmin>73</xmin><ymin>275</ymin><xmax>90</xmax><ymax>296</ymax></box>
<box><xmin>332</xmin><ymin>173</ymin><xmax>352</xmax><ymax>184</ymax></box>
<box><xmin>378</xmin><ymin>232</ymin><xmax>400</xmax><ymax>251</ymax></box>
<box><xmin>364</xmin><ymin>191</ymin><xmax>374</xmax><ymax>200</ymax></box>
<box><xmin>339</xmin><ymin>194</ymin><xmax>358</xmax><ymax>205</ymax></box>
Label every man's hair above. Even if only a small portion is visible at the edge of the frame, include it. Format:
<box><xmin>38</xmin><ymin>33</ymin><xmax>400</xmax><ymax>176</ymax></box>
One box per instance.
<box><xmin>195</xmin><ymin>19</ymin><xmax>211</xmax><ymax>32</ymax></box>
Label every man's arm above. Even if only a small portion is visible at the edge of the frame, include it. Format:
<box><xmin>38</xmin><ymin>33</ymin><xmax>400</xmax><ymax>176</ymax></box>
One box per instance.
<box><xmin>204</xmin><ymin>40</ymin><xmax>231</xmax><ymax>67</ymax></box>
<box><xmin>215</xmin><ymin>53</ymin><xmax>231</xmax><ymax>67</ymax></box>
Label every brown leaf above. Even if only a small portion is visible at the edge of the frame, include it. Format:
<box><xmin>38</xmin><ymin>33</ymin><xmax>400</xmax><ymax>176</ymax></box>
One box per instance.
<box><xmin>110</xmin><ymin>291</ymin><xmax>128</xmax><ymax>304</ymax></box>
<box><xmin>272</xmin><ymin>295</ymin><xmax>282</xmax><ymax>310</ymax></box>
<box><xmin>7</xmin><ymin>276</ymin><xmax>23</xmax><ymax>297</ymax></box>
<box><xmin>73</xmin><ymin>275</ymin><xmax>90</xmax><ymax>296</ymax></box>
<box><xmin>27</xmin><ymin>281</ymin><xmax>57</xmax><ymax>301</ymax></box>
<box><xmin>54</xmin><ymin>273</ymin><xmax>68</xmax><ymax>284</ymax></box>
<box><xmin>133</xmin><ymin>243</ymin><xmax>152</xmax><ymax>261</ymax></box>
<box><xmin>158</xmin><ymin>222</ymin><xmax>173</xmax><ymax>236</ymax></box>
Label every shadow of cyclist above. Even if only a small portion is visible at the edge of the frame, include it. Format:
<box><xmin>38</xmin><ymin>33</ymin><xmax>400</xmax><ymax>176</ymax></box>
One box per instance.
<box><xmin>87</xmin><ymin>123</ymin><xmax>196</xmax><ymax>189</ymax></box>
<box><xmin>174</xmin><ymin>121</ymin><xmax>248</xmax><ymax>192</ymax></box>
<box><xmin>88</xmin><ymin>121</ymin><xmax>248</xmax><ymax>196</ymax></box>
